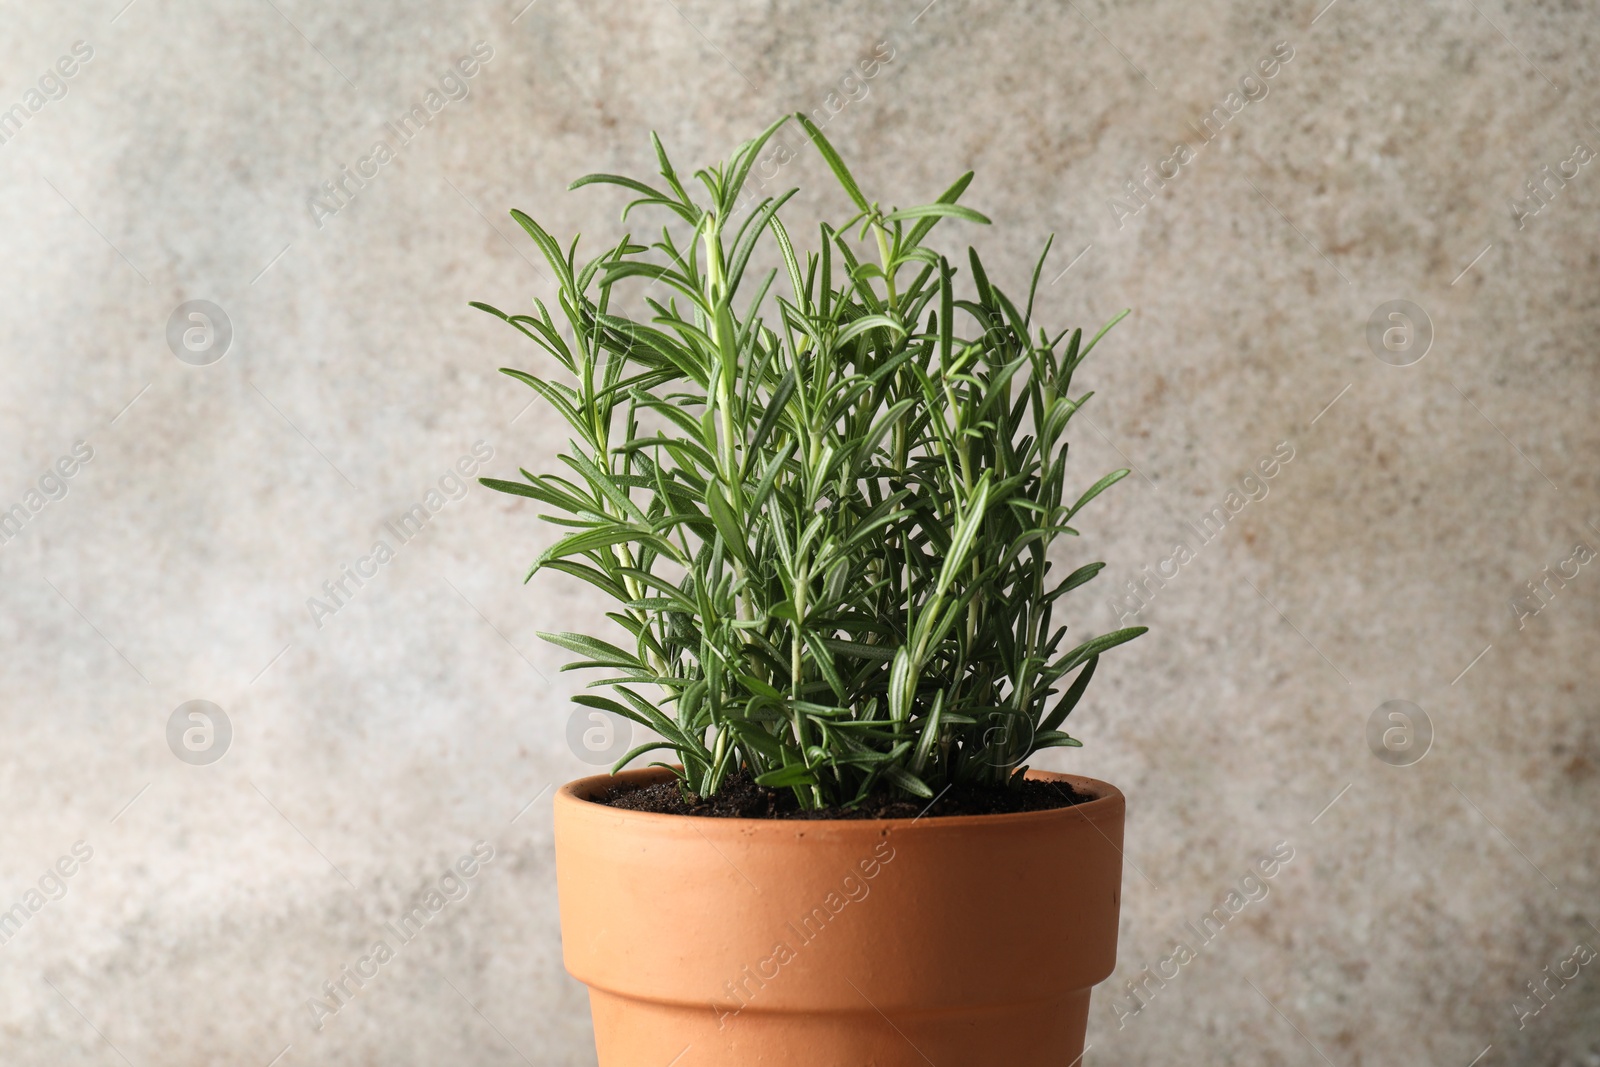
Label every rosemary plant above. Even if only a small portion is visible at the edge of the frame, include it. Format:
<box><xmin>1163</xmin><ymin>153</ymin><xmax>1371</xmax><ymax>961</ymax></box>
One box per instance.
<box><xmin>478</xmin><ymin>115</ymin><xmax>1145</xmax><ymax>809</ymax></box>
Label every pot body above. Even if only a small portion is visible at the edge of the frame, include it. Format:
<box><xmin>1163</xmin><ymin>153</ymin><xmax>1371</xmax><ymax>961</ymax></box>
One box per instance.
<box><xmin>554</xmin><ymin>767</ymin><xmax>1125</xmax><ymax>1066</ymax></box>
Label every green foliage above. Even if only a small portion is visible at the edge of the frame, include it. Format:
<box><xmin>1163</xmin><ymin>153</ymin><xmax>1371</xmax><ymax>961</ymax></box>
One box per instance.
<box><xmin>477</xmin><ymin>114</ymin><xmax>1145</xmax><ymax>809</ymax></box>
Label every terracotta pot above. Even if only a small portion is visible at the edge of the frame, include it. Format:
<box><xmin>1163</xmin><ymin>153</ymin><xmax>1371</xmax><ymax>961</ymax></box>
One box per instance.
<box><xmin>554</xmin><ymin>766</ymin><xmax>1125</xmax><ymax>1066</ymax></box>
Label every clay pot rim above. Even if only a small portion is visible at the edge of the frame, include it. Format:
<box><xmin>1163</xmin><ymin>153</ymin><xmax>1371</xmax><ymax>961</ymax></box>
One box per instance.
<box><xmin>558</xmin><ymin>764</ymin><xmax>1124</xmax><ymax>829</ymax></box>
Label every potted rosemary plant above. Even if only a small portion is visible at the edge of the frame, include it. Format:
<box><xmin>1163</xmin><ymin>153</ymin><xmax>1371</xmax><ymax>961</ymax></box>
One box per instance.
<box><xmin>477</xmin><ymin>115</ymin><xmax>1145</xmax><ymax>1065</ymax></box>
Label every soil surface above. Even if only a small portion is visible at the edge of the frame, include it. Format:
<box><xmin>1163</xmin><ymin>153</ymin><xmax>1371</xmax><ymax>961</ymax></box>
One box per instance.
<box><xmin>593</xmin><ymin>771</ymin><xmax>1096</xmax><ymax>820</ymax></box>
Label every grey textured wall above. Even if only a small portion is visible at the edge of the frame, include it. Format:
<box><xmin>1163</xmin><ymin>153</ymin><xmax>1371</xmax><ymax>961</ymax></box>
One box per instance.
<box><xmin>2</xmin><ymin>0</ymin><xmax>1597</xmax><ymax>1063</ymax></box>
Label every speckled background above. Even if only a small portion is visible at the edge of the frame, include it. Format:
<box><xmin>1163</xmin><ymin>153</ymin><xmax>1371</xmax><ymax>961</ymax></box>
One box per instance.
<box><xmin>1</xmin><ymin>0</ymin><xmax>1597</xmax><ymax>1064</ymax></box>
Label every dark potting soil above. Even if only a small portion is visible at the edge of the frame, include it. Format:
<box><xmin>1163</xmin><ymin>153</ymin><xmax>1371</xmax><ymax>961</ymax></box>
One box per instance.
<box><xmin>594</xmin><ymin>771</ymin><xmax>1096</xmax><ymax>820</ymax></box>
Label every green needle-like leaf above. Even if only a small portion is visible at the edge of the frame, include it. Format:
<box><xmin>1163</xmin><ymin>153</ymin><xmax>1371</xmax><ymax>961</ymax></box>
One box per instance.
<box><xmin>793</xmin><ymin>112</ymin><xmax>870</xmax><ymax>212</ymax></box>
